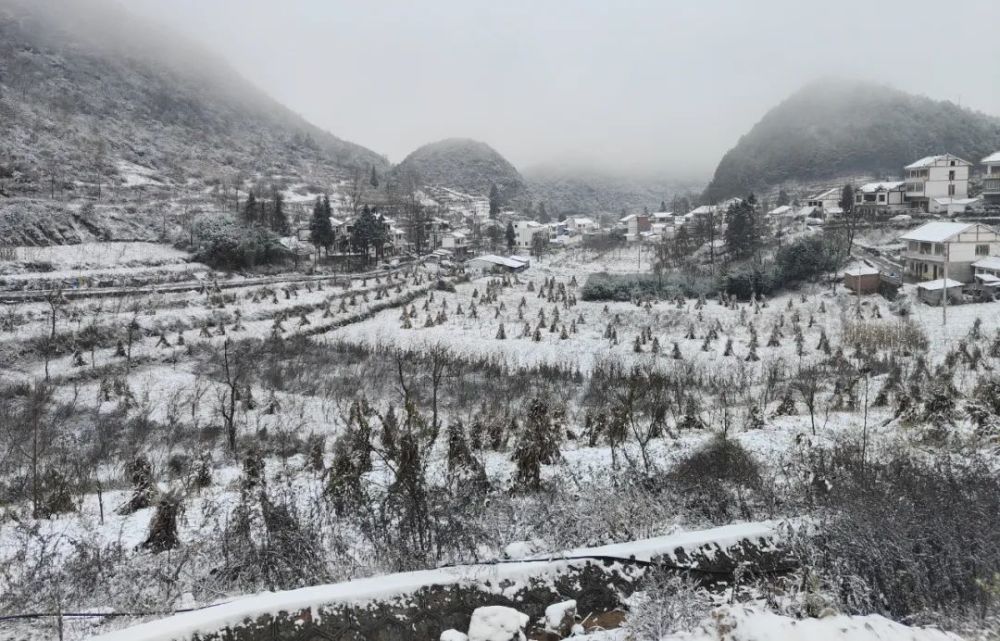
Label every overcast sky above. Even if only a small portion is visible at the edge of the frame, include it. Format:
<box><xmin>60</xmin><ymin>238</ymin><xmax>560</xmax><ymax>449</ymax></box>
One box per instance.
<box><xmin>128</xmin><ymin>0</ymin><xmax>1000</xmax><ymax>179</ymax></box>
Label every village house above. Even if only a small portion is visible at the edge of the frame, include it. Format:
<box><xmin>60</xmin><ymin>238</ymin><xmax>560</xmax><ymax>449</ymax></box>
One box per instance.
<box><xmin>510</xmin><ymin>219</ymin><xmax>548</xmax><ymax>251</ymax></box>
<box><xmin>565</xmin><ymin>216</ymin><xmax>600</xmax><ymax>234</ymax></box>
<box><xmin>903</xmin><ymin>154</ymin><xmax>970</xmax><ymax>212</ymax></box>
<box><xmin>441</xmin><ymin>230</ymin><xmax>469</xmax><ymax>257</ymax></box>
<box><xmin>620</xmin><ymin>213</ymin><xmax>651</xmax><ymax>242</ymax></box>
<box><xmin>806</xmin><ymin>188</ymin><xmax>841</xmax><ymax>212</ymax></box>
<box><xmin>466</xmin><ymin>254</ymin><xmax>529</xmax><ymax>273</ymax></box>
<box><xmin>900</xmin><ymin>221</ymin><xmax>1000</xmax><ymax>283</ymax></box>
<box><xmin>854</xmin><ymin>181</ymin><xmax>907</xmax><ymax>214</ymax></box>
<box><xmin>982</xmin><ymin>152</ymin><xmax>1000</xmax><ymax>206</ymax></box>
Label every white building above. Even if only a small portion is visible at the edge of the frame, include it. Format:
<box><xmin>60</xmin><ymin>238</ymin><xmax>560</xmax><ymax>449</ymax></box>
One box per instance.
<box><xmin>900</xmin><ymin>221</ymin><xmax>1000</xmax><ymax>283</ymax></box>
<box><xmin>466</xmin><ymin>254</ymin><xmax>528</xmax><ymax>273</ymax></box>
<box><xmin>854</xmin><ymin>181</ymin><xmax>907</xmax><ymax>213</ymax></box>
<box><xmin>930</xmin><ymin>197</ymin><xmax>981</xmax><ymax>215</ymax></box>
<box><xmin>510</xmin><ymin>220</ymin><xmax>548</xmax><ymax>250</ymax></box>
<box><xmin>982</xmin><ymin>152</ymin><xmax>1000</xmax><ymax>205</ymax></box>
<box><xmin>806</xmin><ymin>188</ymin><xmax>840</xmax><ymax>211</ymax></box>
<box><xmin>441</xmin><ymin>231</ymin><xmax>469</xmax><ymax>254</ymax></box>
<box><xmin>619</xmin><ymin>214</ymin><xmax>651</xmax><ymax>242</ymax></box>
<box><xmin>565</xmin><ymin>217</ymin><xmax>599</xmax><ymax>234</ymax></box>
<box><xmin>903</xmin><ymin>154</ymin><xmax>971</xmax><ymax>212</ymax></box>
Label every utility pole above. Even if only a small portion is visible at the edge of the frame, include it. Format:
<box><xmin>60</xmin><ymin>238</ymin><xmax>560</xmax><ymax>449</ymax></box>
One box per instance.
<box><xmin>942</xmin><ymin>241</ymin><xmax>949</xmax><ymax>326</ymax></box>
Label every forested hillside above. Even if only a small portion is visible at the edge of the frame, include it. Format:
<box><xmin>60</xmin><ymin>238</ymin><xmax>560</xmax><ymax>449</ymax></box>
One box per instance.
<box><xmin>703</xmin><ymin>79</ymin><xmax>1000</xmax><ymax>201</ymax></box>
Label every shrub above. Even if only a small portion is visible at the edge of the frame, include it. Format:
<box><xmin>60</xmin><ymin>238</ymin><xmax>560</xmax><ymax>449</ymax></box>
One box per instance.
<box><xmin>802</xmin><ymin>453</ymin><xmax>1000</xmax><ymax>624</ymax></box>
<box><xmin>188</xmin><ymin>214</ymin><xmax>287</xmax><ymax>270</ymax></box>
<box><xmin>774</xmin><ymin>235</ymin><xmax>842</xmax><ymax>286</ymax></box>
<box><xmin>581</xmin><ymin>271</ymin><xmax>714</xmax><ymax>302</ymax></box>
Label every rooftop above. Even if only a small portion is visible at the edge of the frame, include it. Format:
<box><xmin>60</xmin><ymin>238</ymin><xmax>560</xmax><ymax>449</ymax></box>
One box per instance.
<box><xmin>973</xmin><ymin>256</ymin><xmax>1000</xmax><ymax>271</ymax></box>
<box><xmin>468</xmin><ymin>255</ymin><xmax>528</xmax><ymax>269</ymax></box>
<box><xmin>899</xmin><ymin>222</ymin><xmax>975</xmax><ymax>243</ymax></box>
<box><xmin>905</xmin><ymin>154</ymin><xmax>971</xmax><ymax>169</ymax></box>
<box><xmin>917</xmin><ymin>278</ymin><xmax>963</xmax><ymax>291</ymax></box>
<box><xmin>983</xmin><ymin>152</ymin><xmax>1000</xmax><ymax>164</ymax></box>
<box><xmin>859</xmin><ymin>181</ymin><xmax>905</xmax><ymax>193</ymax></box>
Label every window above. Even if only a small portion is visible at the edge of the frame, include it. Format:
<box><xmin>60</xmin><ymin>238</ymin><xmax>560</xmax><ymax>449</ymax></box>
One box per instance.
<box><xmin>934</xmin><ymin>244</ymin><xmax>943</xmax><ymax>255</ymax></box>
<box><xmin>878</xmin><ymin>194</ymin><xmax>886</xmax><ymax>202</ymax></box>
<box><xmin>949</xmin><ymin>170</ymin><xmax>956</xmax><ymax>181</ymax></box>
<box><xmin>921</xmin><ymin>242</ymin><xmax>932</xmax><ymax>254</ymax></box>
<box><xmin>949</xmin><ymin>184</ymin><xmax>956</xmax><ymax>196</ymax></box>
<box><xmin>977</xmin><ymin>244</ymin><xmax>990</xmax><ymax>256</ymax></box>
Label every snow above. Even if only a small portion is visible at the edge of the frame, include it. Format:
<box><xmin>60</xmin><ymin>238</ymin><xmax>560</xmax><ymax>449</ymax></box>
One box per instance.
<box><xmin>984</xmin><ymin>151</ymin><xmax>1000</xmax><ymax>164</ymax></box>
<box><xmin>6</xmin><ymin>242</ymin><xmax>191</xmax><ymax>270</ymax></box>
<box><xmin>899</xmin><ymin>222</ymin><xmax>975</xmax><ymax>243</ymax></box>
<box><xmin>88</xmin><ymin>522</ymin><xmax>780</xmax><ymax>641</ymax></box>
<box><xmin>441</xmin><ymin>630</ymin><xmax>469</xmax><ymax>641</ymax></box>
<box><xmin>858</xmin><ymin>181</ymin><xmax>904</xmax><ymax>193</ymax></box>
<box><xmin>467</xmin><ymin>606</ymin><xmax>529</xmax><ymax>641</ymax></box>
<box><xmin>905</xmin><ymin>154</ymin><xmax>969</xmax><ymax>169</ymax></box>
<box><xmin>916</xmin><ymin>278</ymin><xmax>963</xmax><ymax>291</ymax></box>
<box><xmin>664</xmin><ymin>606</ymin><xmax>962</xmax><ymax>641</ymax></box>
<box><xmin>544</xmin><ymin>600</ymin><xmax>576</xmax><ymax>632</ymax></box>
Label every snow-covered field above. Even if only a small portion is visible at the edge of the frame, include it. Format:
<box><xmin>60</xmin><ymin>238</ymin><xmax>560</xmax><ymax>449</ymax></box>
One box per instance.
<box><xmin>2</xmin><ymin>242</ymin><xmax>999</xmax><ymax>641</ymax></box>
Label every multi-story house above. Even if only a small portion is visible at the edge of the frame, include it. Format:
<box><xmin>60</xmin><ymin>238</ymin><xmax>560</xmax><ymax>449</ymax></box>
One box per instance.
<box><xmin>983</xmin><ymin>152</ymin><xmax>1000</xmax><ymax>205</ymax></box>
<box><xmin>900</xmin><ymin>221</ymin><xmax>1000</xmax><ymax>282</ymax></box>
<box><xmin>854</xmin><ymin>181</ymin><xmax>907</xmax><ymax>214</ymax></box>
<box><xmin>620</xmin><ymin>214</ymin><xmax>651</xmax><ymax>241</ymax></box>
<box><xmin>806</xmin><ymin>188</ymin><xmax>841</xmax><ymax>212</ymax></box>
<box><xmin>903</xmin><ymin>154</ymin><xmax>970</xmax><ymax>212</ymax></box>
<box><xmin>511</xmin><ymin>219</ymin><xmax>548</xmax><ymax>251</ymax></box>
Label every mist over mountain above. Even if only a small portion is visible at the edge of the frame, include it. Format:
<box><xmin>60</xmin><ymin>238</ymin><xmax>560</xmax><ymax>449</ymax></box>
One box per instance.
<box><xmin>523</xmin><ymin>164</ymin><xmax>699</xmax><ymax>217</ymax></box>
<box><xmin>703</xmin><ymin>79</ymin><xmax>1000</xmax><ymax>202</ymax></box>
<box><xmin>390</xmin><ymin>138</ymin><xmax>527</xmax><ymax>204</ymax></box>
<box><xmin>0</xmin><ymin>0</ymin><xmax>386</xmax><ymax>204</ymax></box>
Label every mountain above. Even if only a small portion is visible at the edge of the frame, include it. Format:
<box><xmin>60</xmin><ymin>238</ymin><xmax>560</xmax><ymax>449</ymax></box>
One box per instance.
<box><xmin>703</xmin><ymin>79</ymin><xmax>1000</xmax><ymax>202</ymax></box>
<box><xmin>523</xmin><ymin>165</ymin><xmax>698</xmax><ymax>217</ymax></box>
<box><xmin>391</xmin><ymin>138</ymin><xmax>527</xmax><ymax>204</ymax></box>
<box><xmin>0</xmin><ymin>0</ymin><xmax>386</xmax><ymax>242</ymax></box>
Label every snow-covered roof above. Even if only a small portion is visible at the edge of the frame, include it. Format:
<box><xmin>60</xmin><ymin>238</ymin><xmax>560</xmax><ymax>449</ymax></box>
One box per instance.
<box><xmin>768</xmin><ymin>205</ymin><xmax>793</xmax><ymax>215</ymax></box>
<box><xmin>899</xmin><ymin>222</ymin><xmax>974</xmax><ymax>243</ymax></box>
<box><xmin>859</xmin><ymin>181</ymin><xmax>905</xmax><ymax>193</ymax></box>
<box><xmin>571</xmin><ymin>216</ymin><xmax>595</xmax><ymax>225</ymax></box>
<box><xmin>844</xmin><ymin>265</ymin><xmax>880</xmax><ymax>277</ymax></box>
<box><xmin>689</xmin><ymin>205</ymin><xmax>716</xmax><ymax>216</ymax></box>
<box><xmin>328</xmin><ymin>217</ymin><xmax>344</xmax><ymax>227</ymax></box>
<box><xmin>905</xmin><ymin>154</ymin><xmax>971</xmax><ymax>169</ymax></box>
<box><xmin>975</xmin><ymin>273</ymin><xmax>1000</xmax><ymax>284</ymax></box>
<box><xmin>468</xmin><ymin>255</ymin><xmax>527</xmax><ymax>269</ymax></box>
<box><xmin>973</xmin><ymin>256</ymin><xmax>1000</xmax><ymax>271</ymax></box>
<box><xmin>619</xmin><ymin>214</ymin><xmax>637</xmax><ymax>222</ymax></box>
<box><xmin>449</xmin><ymin>231</ymin><xmax>467</xmax><ymax>239</ymax></box>
<box><xmin>917</xmin><ymin>278</ymin><xmax>963</xmax><ymax>291</ymax></box>
<box><xmin>933</xmin><ymin>197</ymin><xmax>980</xmax><ymax>206</ymax></box>
<box><xmin>984</xmin><ymin>152</ymin><xmax>1000</xmax><ymax>164</ymax></box>
<box><xmin>807</xmin><ymin>188</ymin><xmax>839</xmax><ymax>201</ymax></box>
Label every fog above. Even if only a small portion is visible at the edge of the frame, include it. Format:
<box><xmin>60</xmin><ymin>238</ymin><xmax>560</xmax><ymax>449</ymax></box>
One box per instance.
<box><xmin>126</xmin><ymin>0</ymin><xmax>1000</xmax><ymax>180</ymax></box>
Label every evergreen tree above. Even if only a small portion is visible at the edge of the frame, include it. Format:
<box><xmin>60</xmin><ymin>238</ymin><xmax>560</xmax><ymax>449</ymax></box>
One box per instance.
<box><xmin>351</xmin><ymin>205</ymin><xmax>380</xmax><ymax>263</ymax></box>
<box><xmin>270</xmin><ymin>191</ymin><xmax>289</xmax><ymax>236</ymax></box>
<box><xmin>505</xmin><ymin>221</ymin><xmax>516</xmax><ymax>252</ymax></box>
<box><xmin>243</xmin><ymin>191</ymin><xmax>258</xmax><ymax>226</ymax></box>
<box><xmin>840</xmin><ymin>184</ymin><xmax>855</xmax><ymax>214</ymax></box>
<box><xmin>537</xmin><ymin>202</ymin><xmax>549</xmax><ymax>223</ymax></box>
<box><xmin>776</xmin><ymin>189</ymin><xmax>790</xmax><ymax>207</ymax></box>
<box><xmin>489</xmin><ymin>184</ymin><xmax>501</xmax><ymax>219</ymax></box>
<box><xmin>369</xmin><ymin>165</ymin><xmax>379</xmax><ymax>188</ymax></box>
<box><xmin>723</xmin><ymin>194</ymin><xmax>759</xmax><ymax>261</ymax></box>
<box><xmin>309</xmin><ymin>196</ymin><xmax>334</xmax><ymax>257</ymax></box>
<box><xmin>660</xmin><ymin>200</ymin><xmax>667</xmax><ymax>212</ymax></box>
